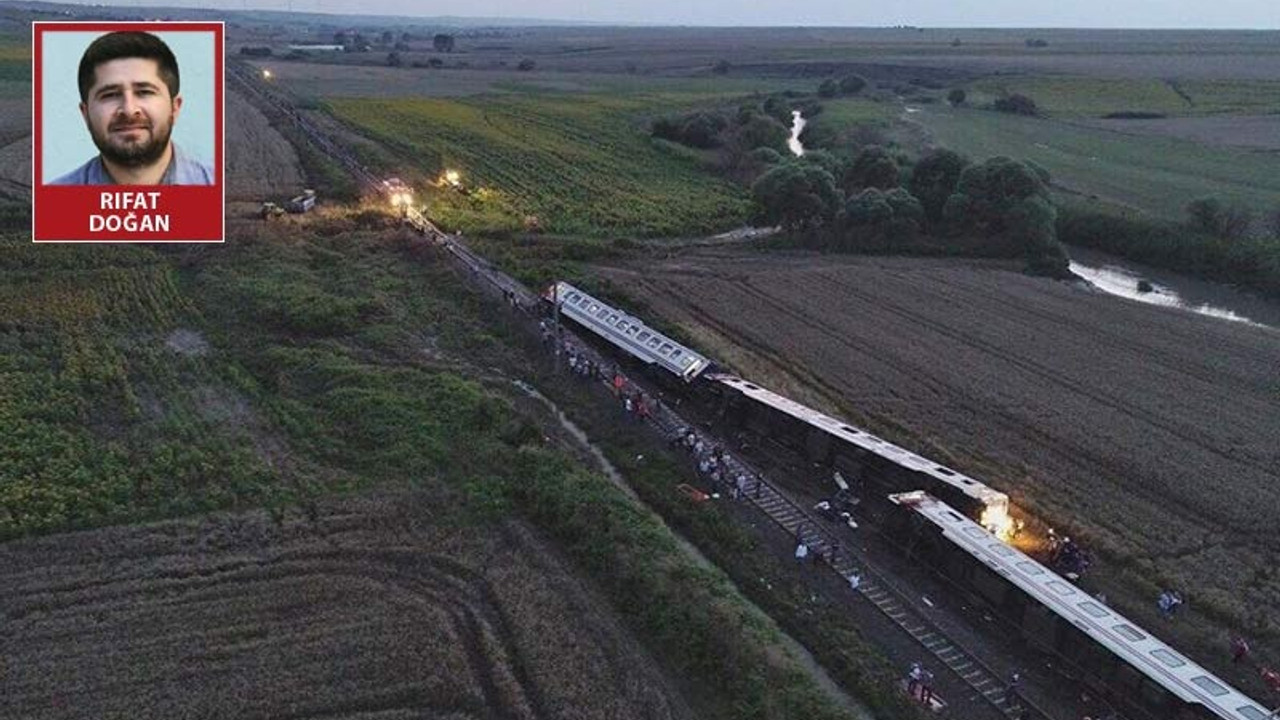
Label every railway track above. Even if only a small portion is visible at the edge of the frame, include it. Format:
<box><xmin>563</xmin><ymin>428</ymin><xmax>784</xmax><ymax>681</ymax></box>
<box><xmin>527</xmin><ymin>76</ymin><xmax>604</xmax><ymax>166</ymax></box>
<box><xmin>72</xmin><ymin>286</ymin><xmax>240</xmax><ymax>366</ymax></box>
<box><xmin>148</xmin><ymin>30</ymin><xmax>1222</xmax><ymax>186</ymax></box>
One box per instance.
<box><xmin>230</xmin><ymin>66</ymin><xmax>1057</xmax><ymax>720</ymax></box>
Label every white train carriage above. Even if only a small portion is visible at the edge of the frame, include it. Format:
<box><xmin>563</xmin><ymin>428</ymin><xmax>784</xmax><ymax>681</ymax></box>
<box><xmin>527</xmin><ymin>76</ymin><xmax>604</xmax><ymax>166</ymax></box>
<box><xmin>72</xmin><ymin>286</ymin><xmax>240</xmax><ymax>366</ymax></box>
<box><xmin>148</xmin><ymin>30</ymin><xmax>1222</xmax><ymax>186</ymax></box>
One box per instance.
<box><xmin>549</xmin><ymin>282</ymin><xmax>712</xmax><ymax>382</ymax></box>
<box><xmin>890</xmin><ymin>490</ymin><xmax>1272</xmax><ymax>720</ymax></box>
<box><xmin>710</xmin><ymin>373</ymin><xmax>1011</xmax><ymax>528</ymax></box>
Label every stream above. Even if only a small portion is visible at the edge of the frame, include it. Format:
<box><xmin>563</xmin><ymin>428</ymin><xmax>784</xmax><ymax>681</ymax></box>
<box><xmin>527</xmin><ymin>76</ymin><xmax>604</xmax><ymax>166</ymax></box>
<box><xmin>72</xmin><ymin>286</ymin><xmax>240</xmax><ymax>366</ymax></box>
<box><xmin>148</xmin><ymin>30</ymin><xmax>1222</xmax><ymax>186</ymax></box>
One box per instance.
<box><xmin>1068</xmin><ymin>245</ymin><xmax>1279</xmax><ymax>330</ymax></box>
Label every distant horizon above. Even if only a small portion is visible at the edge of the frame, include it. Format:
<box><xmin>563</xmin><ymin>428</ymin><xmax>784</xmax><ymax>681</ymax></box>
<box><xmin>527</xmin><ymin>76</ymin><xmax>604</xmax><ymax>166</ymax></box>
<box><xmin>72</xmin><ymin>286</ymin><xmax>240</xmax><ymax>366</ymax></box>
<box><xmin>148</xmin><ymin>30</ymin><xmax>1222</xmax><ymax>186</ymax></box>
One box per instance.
<box><xmin>14</xmin><ymin>0</ymin><xmax>1280</xmax><ymax>30</ymax></box>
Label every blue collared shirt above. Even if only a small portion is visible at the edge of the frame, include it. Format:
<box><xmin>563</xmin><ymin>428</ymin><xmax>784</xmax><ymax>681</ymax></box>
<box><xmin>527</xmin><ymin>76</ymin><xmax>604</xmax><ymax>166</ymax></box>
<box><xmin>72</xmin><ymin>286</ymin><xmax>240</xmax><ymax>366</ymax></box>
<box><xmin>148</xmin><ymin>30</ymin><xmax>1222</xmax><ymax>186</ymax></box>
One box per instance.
<box><xmin>50</xmin><ymin>143</ymin><xmax>215</xmax><ymax>185</ymax></box>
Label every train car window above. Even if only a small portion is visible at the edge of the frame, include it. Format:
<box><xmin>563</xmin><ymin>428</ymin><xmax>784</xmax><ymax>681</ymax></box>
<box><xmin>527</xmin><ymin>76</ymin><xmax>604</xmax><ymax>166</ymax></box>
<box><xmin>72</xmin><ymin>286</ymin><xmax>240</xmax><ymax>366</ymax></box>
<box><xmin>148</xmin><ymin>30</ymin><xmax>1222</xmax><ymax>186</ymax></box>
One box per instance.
<box><xmin>1047</xmin><ymin>581</ymin><xmax>1076</xmax><ymax>595</ymax></box>
<box><xmin>660</xmin><ymin>343</ymin><xmax>673</xmax><ymax>354</ymax></box>
<box><xmin>568</xmin><ymin>293</ymin><xmax>580</xmax><ymax>302</ymax></box>
<box><xmin>958</xmin><ymin>478</ymin><xmax>975</xmax><ymax>485</ymax></box>
<box><xmin>990</xmin><ymin>544</ymin><xmax>1015</xmax><ymax>557</ymax></box>
<box><xmin>840</xmin><ymin>425</ymin><xmax>861</xmax><ymax>435</ymax></box>
<box><xmin>945</xmin><ymin>511</ymin><xmax>965</xmax><ymax>523</ymax></box>
<box><xmin>934</xmin><ymin>467</ymin><xmax>956</xmax><ymax>476</ymax></box>
<box><xmin>1238</xmin><ymin>707</ymin><xmax>1269</xmax><ymax>720</ymax></box>
<box><xmin>608</xmin><ymin>314</ymin><xmax>619</xmax><ymax>322</ymax></box>
<box><xmin>589</xmin><ymin>304</ymin><xmax>599</xmax><ymax>312</ymax></box>
<box><xmin>597</xmin><ymin>308</ymin><xmax>609</xmax><ymax>318</ymax></box>
<box><xmin>964</xmin><ymin>527</ymin><xmax>986</xmax><ymax>539</ymax></box>
<box><xmin>1190</xmin><ymin>676</ymin><xmax>1229</xmax><ymax>697</ymax></box>
<box><xmin>648</xmin><ymin>337</ymin><xmax>661</xmax><ymax>348</ymax></box>
<box><xmin>1016</xmin><ymin>561</ymin><xmax>1044</xmax><ymax>575</ymax></box>
<box><xmin>1112</xmin><ymin>624</ymin><xmax>1145</xmax><ymax>641</ymax></box>
<box><xmin>1078</xmin><ymin>601</ymin><xmax>1109</xmax><ymax>618</ymax></box>
<box><xmin>617</xmin><ymin>321</ymin><xmax>629</xmax><ymax>331</ymax></box>
<box><xmin>638</xmin><ymin>331</ymin><xmax>650</xmax><ymax>341</ymax></box>
<box><xmin>1151</xmin><ymin>649</ymin><xmax>1186</xmax><ymax>667</ymax></box>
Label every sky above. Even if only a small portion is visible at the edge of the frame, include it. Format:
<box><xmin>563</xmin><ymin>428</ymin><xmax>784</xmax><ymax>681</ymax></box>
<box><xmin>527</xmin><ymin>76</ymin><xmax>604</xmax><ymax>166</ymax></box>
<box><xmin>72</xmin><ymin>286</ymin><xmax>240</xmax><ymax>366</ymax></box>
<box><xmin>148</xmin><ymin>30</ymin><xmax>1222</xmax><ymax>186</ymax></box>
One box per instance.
<box><xmin>56</xmin><ymin>0</ymin><xmax>1280</xmax><ymax>28</ymax></box>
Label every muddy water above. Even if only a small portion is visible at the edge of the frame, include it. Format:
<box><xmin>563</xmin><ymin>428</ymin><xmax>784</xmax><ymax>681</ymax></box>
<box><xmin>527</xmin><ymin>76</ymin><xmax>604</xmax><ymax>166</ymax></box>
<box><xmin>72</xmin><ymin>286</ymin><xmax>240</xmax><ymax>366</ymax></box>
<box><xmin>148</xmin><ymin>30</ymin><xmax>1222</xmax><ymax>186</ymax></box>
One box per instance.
<box><xmin>788</xmin><ymin>110</ymin><xmax>806</xmax><ymax>157</ymax></box>
<box><xmin>1068</xmin><ymin>245</ymin><xmax>1280</xmax><ymax>330</ymax></box>
<box><xmin>511</xmin><ymin>379</ymin><xmax>877</xmax><ymax>720</ymax></box>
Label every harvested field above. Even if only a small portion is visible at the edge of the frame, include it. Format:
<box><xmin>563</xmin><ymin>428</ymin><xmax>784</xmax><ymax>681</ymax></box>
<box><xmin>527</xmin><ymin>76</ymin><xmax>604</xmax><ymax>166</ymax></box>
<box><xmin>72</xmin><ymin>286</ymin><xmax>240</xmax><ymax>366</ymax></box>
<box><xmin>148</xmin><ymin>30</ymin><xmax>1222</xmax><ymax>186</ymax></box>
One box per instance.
<box><xmin>225</xmin><ymin>88</ymin><xmax>306</xmax><ymax>201</ymax></box>
<box><xmin>599</xmin><ymin>250</ymin><xmax>1280</xmax><ymax>648</ymax></box>
<box><xmin>0</xmin><ymin>490</ymin><xmax>693</xmax><ymax>720</ymax></box>
<box><xmin>0</xmin><ymin>96</ymin><xmax>28</xmax><ymax>145</ymax></box>
<box><xmin>0</xmin><ymin>136</ymin><xmax>29</xmax><ymax>200</ymax></box>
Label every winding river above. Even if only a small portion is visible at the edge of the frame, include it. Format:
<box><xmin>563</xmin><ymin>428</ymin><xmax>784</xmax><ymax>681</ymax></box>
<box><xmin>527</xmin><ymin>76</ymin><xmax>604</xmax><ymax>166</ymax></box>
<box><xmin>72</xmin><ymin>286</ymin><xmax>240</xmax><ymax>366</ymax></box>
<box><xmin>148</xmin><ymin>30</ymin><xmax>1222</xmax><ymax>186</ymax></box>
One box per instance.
<box><xmin>788</xmin><ymin>110</ymin><xmax>806</xmax><ymax>157</ymax></box>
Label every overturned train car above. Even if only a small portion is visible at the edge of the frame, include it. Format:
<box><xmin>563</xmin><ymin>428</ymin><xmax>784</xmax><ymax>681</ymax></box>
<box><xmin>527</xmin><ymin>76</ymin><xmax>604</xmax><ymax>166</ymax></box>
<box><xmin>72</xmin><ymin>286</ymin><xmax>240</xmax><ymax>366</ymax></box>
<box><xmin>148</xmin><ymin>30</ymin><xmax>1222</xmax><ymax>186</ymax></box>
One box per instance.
<box><xmin>889</xmin><ymin>491</ymin><xmax>1271</xmax><ymax>720</ymax></box>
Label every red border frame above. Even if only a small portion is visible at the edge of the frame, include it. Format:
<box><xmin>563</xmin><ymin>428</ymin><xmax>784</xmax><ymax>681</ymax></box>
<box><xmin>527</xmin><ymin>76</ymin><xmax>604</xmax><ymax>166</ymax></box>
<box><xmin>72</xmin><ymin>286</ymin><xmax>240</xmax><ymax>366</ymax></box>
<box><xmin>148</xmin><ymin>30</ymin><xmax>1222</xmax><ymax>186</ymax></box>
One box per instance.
<box><xmin>31</xmin><ymin>21</ymin><xmax>225</xmax><ymax>243</ymax></box>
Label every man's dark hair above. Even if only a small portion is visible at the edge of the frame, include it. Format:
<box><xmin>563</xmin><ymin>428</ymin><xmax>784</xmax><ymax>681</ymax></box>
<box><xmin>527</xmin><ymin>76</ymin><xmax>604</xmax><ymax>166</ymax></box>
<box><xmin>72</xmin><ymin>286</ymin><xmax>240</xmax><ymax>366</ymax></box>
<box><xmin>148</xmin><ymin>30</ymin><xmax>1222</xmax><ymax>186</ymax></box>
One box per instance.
<box><xmin>77</xmin><ymin>31</ymin><xmax>179</xmax><ymax>103</ymax></box>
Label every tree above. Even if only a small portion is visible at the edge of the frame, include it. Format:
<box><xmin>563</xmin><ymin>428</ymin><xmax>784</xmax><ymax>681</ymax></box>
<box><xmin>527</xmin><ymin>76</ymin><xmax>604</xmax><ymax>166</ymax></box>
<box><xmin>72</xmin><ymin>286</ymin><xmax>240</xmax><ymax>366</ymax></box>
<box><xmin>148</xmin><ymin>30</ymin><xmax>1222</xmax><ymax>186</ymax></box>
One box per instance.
<box><xmin>909</xmin><ymin>148</ymin><xmax>969</xmax><ymax>222</ymax></box>
<box><xmin>800</xmin><ymin>149</ymin><xmax>843</xmax><ymax>178</ymax></box>
<box><xmin>817</xmin><ymin>78</ymin><xmax>839</xmax><ymax>98</ymax></box>
<box><xmin>433</xmin><ymin>33</ymin><xmax>455</xmax><ymax>53</ymax></box>
<box><xmin>517</xmin><ymin>58</ymin><xmax>536</xmax><ymax>71</ymax></box>
<box><xmin>749</xmin><ymin>147</ymin><xmax>785</xmax><ymax>166</ymax></box>
<box><xmin>751</xmin><ymin>163</ymin><xmax>842</xmax><ymax>230</ymax></box>
<box><xmin>380</xmin><ymin>30</ymin><xmax>393</xmax><ymax>45</ymax></box>
<box><xmin>428</xmin><ymin>57</ymin><xmax>444</xmax><ymax>68</ymax></box>
<box><xmin>993</xmin><ymin>93</ymin><xmax>1039</xmax><ymax>116</ymax></box>
<box><xmin>943</xmin><ymin>156</ymin><xmax>1069</xmax><ymax>276</ymax></box>
<box><xmin>843</xmin><ymin>145</ymin><xmax>900</xmax><ymax>193</ymax></box>
<box><xmin>762</xmin><ymin>95</ymin><xmax>792</xmax><ymax>124</ymax></box>
<box><xmin>386</xmin><ymin>51</ymin><xmax>403</xmax><ymax>67</ymax></box>
<box><xmin>1186</xmin><ymin>198</ymin><xmax>1252</xmax><ymax>240</ymax></box>
<box><xmin>712</xmin><ymin>59</ymin><xmax>731</xmax><ymax>75</ymax></box>
<box><xmin>733</xmin><ymin>113</ymin><xmax>788</xmax><ymax>153</ymax></box>
<box><xmin>947</xmin><ymin>88</ymin><xmax>966</xmax><ymax>106</ymax></box>
<box><xmin>838</xmin><ymin>74</ymin><xmax>868</xmax><ymax>95</ymax></box>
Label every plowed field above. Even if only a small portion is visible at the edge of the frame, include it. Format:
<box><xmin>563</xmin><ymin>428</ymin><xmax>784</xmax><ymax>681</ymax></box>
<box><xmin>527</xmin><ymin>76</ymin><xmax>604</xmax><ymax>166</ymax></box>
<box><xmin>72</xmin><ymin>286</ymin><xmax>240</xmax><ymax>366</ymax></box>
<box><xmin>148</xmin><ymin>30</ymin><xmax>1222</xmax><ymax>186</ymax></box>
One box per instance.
<box><xmin>0</xmin><ymin>491</ymin><xmax>692</xmax><ymax>720</ymax></box>
<box><xmin>600</xmin><ymin>250</ymin><xmax>1280</xmax><ymax>649</ymax></box>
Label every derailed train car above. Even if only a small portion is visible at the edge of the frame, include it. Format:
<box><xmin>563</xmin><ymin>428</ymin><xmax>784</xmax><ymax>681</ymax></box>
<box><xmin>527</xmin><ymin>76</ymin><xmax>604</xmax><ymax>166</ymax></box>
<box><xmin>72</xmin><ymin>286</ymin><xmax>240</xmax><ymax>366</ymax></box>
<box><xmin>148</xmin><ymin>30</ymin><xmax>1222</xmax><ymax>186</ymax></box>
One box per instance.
<box><xmin>544</xmin><ymin>281</ymin><xmax>1012</xmax><ymax>528</ymax></box>
<box><xmin>706</xmin><ymin>372</ymin><xmax>1012</xmax><ymax>530</ymax></box>
<box><xmin>547</xmin><ymin>281</ymin><xmax>713</xmax><ymax>382</ymax></box>
<box><xmin>888</xmin><ymin>491</ymin><xmax>1272</xmax><ymax>720</ymax></box>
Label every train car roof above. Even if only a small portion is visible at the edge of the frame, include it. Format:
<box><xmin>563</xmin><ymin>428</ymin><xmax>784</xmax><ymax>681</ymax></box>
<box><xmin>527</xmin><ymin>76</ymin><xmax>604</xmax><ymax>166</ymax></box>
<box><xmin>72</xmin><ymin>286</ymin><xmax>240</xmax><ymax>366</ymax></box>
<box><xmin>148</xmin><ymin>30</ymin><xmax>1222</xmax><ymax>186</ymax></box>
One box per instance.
<box><xmin>709</xmin><ymin>373</ymin><xmax>1007</xmax><ymax>509</ymax></box>
<box><xmin>891</xmin><ymin>491</ymin><xmax>1272</xmax><ymax>720</ymax></box>
<box><xmin>552</xmin><ymin>281</ymin><xmax>712</xmax><ymax>381</ymax></box>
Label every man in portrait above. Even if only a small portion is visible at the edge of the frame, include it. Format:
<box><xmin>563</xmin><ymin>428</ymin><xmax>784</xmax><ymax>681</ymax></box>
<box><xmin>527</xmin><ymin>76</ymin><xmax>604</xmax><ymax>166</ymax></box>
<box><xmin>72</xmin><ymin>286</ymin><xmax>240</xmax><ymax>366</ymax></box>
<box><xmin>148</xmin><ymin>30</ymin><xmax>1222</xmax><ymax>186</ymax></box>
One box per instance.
<box><xmin>50</xmin><ymin>31</ymin><xmax>214</xmax><ymax>185</ymax></box>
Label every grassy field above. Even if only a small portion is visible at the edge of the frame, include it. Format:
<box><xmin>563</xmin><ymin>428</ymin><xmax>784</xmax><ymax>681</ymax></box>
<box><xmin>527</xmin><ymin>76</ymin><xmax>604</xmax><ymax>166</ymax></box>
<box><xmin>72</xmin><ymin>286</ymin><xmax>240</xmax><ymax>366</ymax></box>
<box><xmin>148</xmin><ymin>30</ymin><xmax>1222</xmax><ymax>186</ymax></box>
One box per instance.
<box><xmin>327</xmin><ymin>92</ymin><xmax>754</xmax><ymax>237</ymax></box>
<box><xmin>966</xmin><ymin>76</ymin><xmax>1280</xmax><ymax>117</ymax></box>
<box><xmin>911</xmin><ymin>106</ymin><xmax>1280</xmax><ymax>217</ymax></box>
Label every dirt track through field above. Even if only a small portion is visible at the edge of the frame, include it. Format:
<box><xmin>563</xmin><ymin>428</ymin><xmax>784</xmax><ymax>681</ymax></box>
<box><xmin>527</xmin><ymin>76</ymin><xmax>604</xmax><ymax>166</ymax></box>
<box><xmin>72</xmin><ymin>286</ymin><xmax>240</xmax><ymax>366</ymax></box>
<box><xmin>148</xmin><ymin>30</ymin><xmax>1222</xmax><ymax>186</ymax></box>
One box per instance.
<box><xmin>599</xmin><ymin>250</ymin><xmax>1280</xmax><ymax>644</ymax></box>
<box><xmin>0</xmin><ymin>491</ymin><xmax>693</xmax><ymax>720</ymax></box>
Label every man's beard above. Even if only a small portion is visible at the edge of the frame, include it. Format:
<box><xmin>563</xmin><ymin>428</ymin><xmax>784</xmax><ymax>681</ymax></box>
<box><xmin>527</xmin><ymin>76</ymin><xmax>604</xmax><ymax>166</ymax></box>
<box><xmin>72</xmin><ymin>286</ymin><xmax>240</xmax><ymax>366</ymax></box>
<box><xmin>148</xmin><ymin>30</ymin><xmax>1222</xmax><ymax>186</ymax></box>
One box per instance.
<box><xmin>90</xmin><ymin>114</ymin><xmax>173</xmax><ymax>168</ymax></box>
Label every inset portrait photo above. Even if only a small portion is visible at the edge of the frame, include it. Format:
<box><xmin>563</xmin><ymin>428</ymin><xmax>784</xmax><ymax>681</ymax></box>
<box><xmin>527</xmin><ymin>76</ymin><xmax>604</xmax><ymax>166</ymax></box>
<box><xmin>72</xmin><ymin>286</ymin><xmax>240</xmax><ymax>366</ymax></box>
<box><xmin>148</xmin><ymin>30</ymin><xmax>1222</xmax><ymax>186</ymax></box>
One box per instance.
<box><xmin>33</xmin><ymin>22</ymin><xmax>224</xmax><ymax>242</ymax></box>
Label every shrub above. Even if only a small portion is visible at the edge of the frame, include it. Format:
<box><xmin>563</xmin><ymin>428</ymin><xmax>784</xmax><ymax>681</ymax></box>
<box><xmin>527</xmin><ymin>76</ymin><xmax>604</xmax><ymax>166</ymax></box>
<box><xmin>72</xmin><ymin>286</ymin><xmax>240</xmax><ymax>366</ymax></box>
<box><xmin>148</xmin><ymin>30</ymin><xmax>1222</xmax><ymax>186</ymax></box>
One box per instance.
<box><xmin>947</xmin><ymin>88</ymin><xmax>966</xmax><ymax>106</ymax></box>
<box><xmin>993</xmin><ymin>93</ymin><xmax>1039</xmax><ymax>116</ymax></box>
<box><xmin>838</xmin><ymin>74</ymin><xmax>868</xmax><ymax>95</ymax></box>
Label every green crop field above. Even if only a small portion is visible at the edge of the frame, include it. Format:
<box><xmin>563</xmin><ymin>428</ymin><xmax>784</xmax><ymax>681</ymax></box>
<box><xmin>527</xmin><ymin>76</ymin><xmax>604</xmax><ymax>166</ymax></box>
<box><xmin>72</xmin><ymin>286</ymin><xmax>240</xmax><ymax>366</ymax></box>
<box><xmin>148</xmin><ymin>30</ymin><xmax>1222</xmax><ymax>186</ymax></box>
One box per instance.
<box><xmin>327</xmin><ymin>92</ymin><xmax>755</xmax><ymax>237</ymax></box>
<box><xmin>911</xmin><ymin>106</ymin><xmax>1280</xmax><ymax>218</ymax></box>
<box><xmin>967</xmin><ymin>75</ymin><xmax>1280</xmax><ymax>117</ymax></box>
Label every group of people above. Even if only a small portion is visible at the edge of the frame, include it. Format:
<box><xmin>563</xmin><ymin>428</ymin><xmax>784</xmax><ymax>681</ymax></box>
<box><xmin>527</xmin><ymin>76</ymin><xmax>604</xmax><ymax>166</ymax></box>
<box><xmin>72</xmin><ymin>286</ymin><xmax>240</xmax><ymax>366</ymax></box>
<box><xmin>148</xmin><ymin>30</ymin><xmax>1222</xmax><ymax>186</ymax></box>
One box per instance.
<box><xmin>1047</xmin><ymin>532</ymin><xmax>1092</xmax><ymax>579</ymax></box>
<box><xmin>1157</xmin><ymin>589</ymin><xmax>1185</xmax><ymax>619</ymax></box>
<box><xmin>906</xmin><ymin>661</ymin><xmax>937</xmax><ymax>705</ymax></box>
<box><xmin>679</xmin><ymin>429</ymin><xmax>754</xmax><ymax>500</ymax></box>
